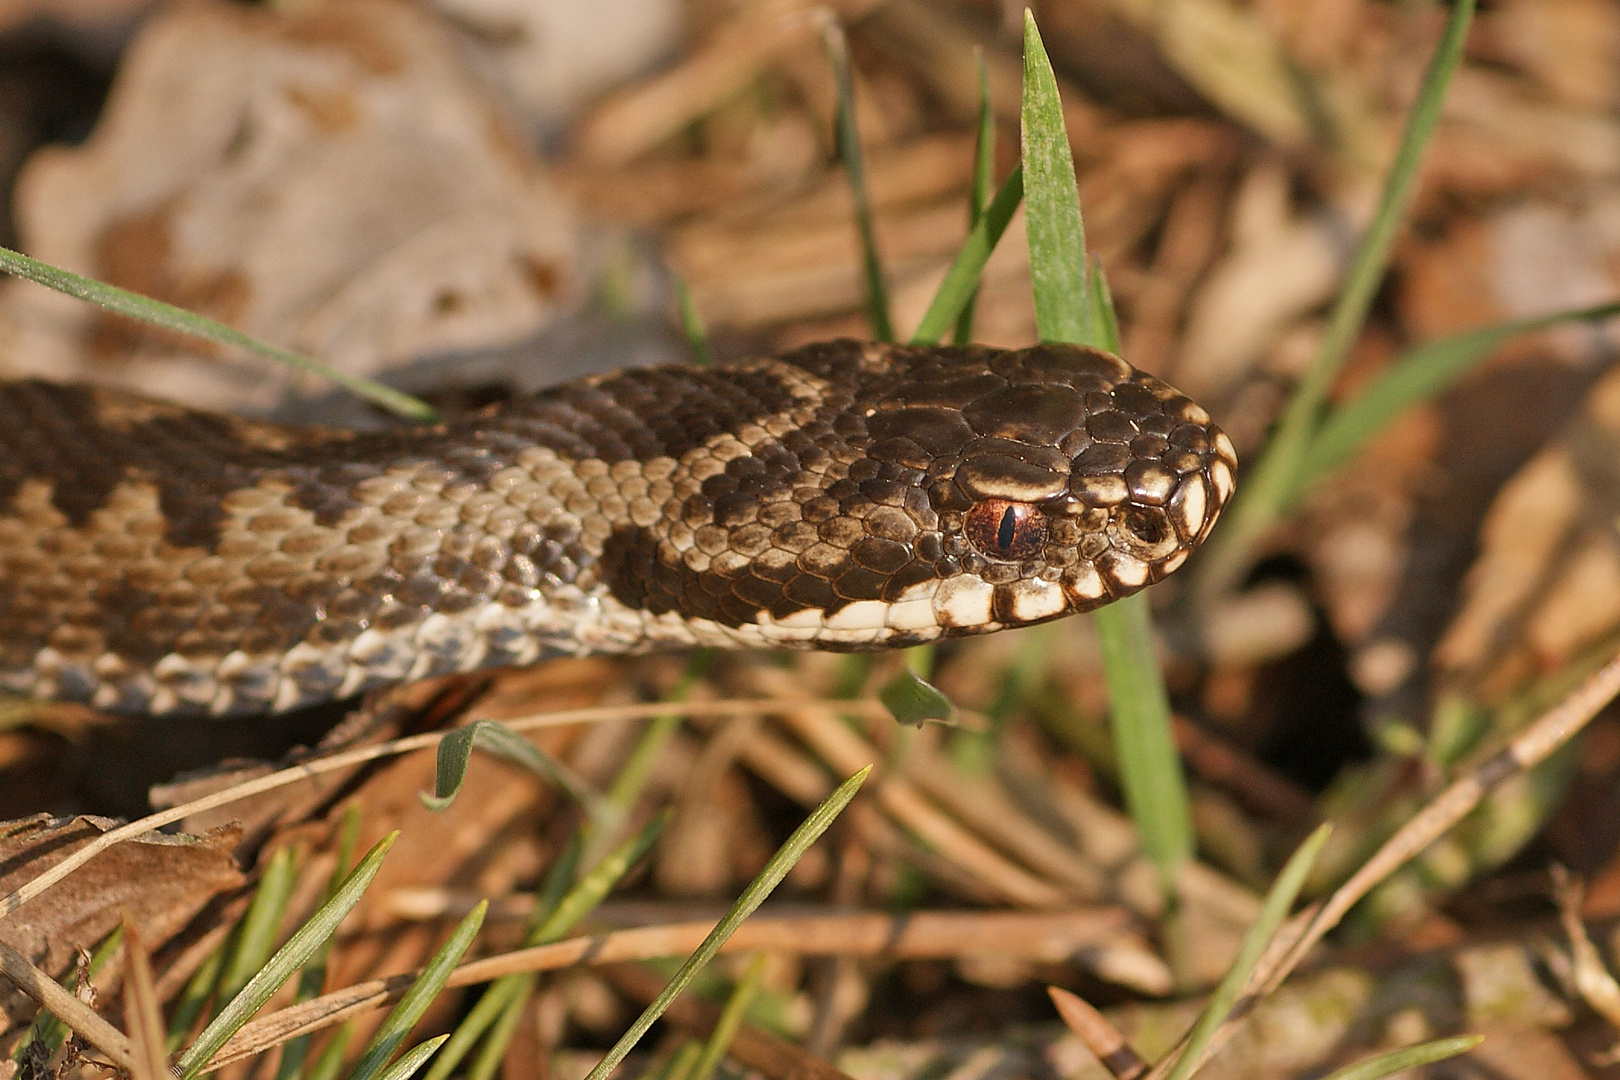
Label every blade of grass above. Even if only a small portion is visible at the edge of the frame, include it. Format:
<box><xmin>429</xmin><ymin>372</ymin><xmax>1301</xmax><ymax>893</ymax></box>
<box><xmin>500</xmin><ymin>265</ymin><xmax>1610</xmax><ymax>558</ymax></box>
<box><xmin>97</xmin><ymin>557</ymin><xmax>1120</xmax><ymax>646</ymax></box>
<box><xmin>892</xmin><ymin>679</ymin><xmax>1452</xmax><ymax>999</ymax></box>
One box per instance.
<box><xmin>579</xmin><ymin>766</ymin><xmax>872</xmax><ymax>1080</ymax></box>
<box><xmin>658</xmin><ymin>1041</ymin><xmax>704</xmax><ymax>1080</ymax></box>
<box><xmin>673</xmin><ymin>275</ymin><xmax>715</xmax><ymax>368</ymax></box>
<box><xmin>420</xmin><ymin>814</ymin><xmax>670</xmax><ymax>1080</ymax></box>
<box><xmin>535</xmin><ymin>812</ymin><xmax>671</xmax><ymax>943</ymax></box>
<box><xmin>305</xmin><ymin>1025</ymin><xmax>354</xmax><ymax>1080</ymax></box>
<box><xmin>372</xmin><ymin>1035</ymin><xmax>450</xmax><ymax>1080</ymax></box>
<box><xmin>879</xmin><ymin>668</ymin><xmax>956</xmax><ymax>727</ymax></box>
<box><xmin>1319</xmin><ymin>1036</ymin><xmax>1483</xmax><ymax>1080</ymax></box>
<box><xmin>423</xmin><ymin>720</ymin><xmax>604</xmax><ymax>825</ymax></box>
<box><xmin>177</xmin><ymin>832</ymin><xmax>399</xmax><ymax>1080</ymax></box>
<box><xmin>344</xmin><ymin>902</ymin><xmax>487</xmax><ymax>1080</ymax></box>
<box><xmin>1289</xmin><ymin>299</ymin><xmax>1620</xmax><ymax>498</ymax></box>
<box><xmin>689</xmin><ymin>952</ymin><xmax>768</xmax><ymax>1080</ymax></box>
<box><xmin>1074</xmin><ymin>162</ymin><xmax>1188</xmax><ymax>885</ymax></box>
<box><xmin>215</xmin><ymin>845</ymin><xmax>301</xmax><ymax>1011</ymax></box>
<box><xmin>276</xmin><ymin>811</ymin><xmax>363</xmax><ymax>1080</ymax></box>
<box><xmin>1086</xmin><ymin>253</ymin><xmax>1121</xmax><ymax>352</ymax></box>
<box><xmin>167</xmin><ymin>940</ymin><xmax>227</xmax><ymax>1052</ymax></box>
<box><xmin>910</xmin><ymin>166</ymin><xmax>1024</xmax><ymax>345</ymax></box>
<box><xmin>1094</xmin><ymin>592</ymin><xmax>1191</xmax><ymax>891</ymax></box>
<box><xmin>463</xmin><ymin>995</ymin><xmax>521</xmax><ymax>1080</ymax></box>
<box><xmin>953</xmin><ymin>50</ymin><xmax>997</xmax><ymax>346</ymax></box>
<box><xmin>1191</xmin><ymin>0</ymin><xmax>1477</xmax><ymax>600</ymax></box>
<box><xmin>1021</xmin><ymin>12</ymin><xmax>1088</xmax><ymax>345</ymax></box>
<box><xmin>587</xmin><ymin>650</ymin><xmax>712</xmax><ymax>864</ymax></box>
<box><xmin>0</xmin><ymin>247</ymin><xmax>435</xmax><ymax>422</ymax></box>
<box><xmin>1021</xmin><ymin>13</ymin><xmax>1193</xmax><ymax>899</ymax></box>
<box><xmin>822</xmin><ymin>20</ymin><xmax>892</xmax><ymax>342</ymax></box>
<box><xmin>1160</xmin><ymin>824</ymin><xmax>1331</xmax><ymax>1080</ymax></box>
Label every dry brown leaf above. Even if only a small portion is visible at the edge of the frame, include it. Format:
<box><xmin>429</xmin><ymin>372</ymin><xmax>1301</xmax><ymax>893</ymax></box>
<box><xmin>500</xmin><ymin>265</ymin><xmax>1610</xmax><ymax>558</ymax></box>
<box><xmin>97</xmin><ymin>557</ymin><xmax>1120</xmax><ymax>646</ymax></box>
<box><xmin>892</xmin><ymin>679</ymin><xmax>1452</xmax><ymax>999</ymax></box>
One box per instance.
<box><xmin>0</xmin><ymin>815</ymin><xmax>241</xmax><ymax>976</ymax></box>
<box><xmin>1436</xmin><ymin>367</ymin><xmax>1620</xmax><ymax>701</ymax></box>
<box><xmin>2</xmin><ymin>0</ymin><xmax>581</xmax><ymax>412</ymax></box>
<box><xmin>1486</xmin><ymin>0</ymin><xmax>1620</xmax><ymax>113</ymax></box>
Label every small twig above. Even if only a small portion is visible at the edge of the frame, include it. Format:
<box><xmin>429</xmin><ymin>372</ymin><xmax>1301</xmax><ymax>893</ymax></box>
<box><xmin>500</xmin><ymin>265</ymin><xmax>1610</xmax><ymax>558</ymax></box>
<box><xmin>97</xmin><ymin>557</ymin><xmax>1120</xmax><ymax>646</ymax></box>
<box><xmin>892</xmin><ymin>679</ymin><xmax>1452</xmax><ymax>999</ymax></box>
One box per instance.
<box><xmin>121</xmin><ymin>922</ymin><xmax>169</xmax><ymax>1080</ymax></box>
<box><xmin>0</xmin><ymin>937</ymin><xmax>136</xmax><ymax>1073</ymax></box>
<box><xmin>1048</xmin><ymin>987</ymin><xmax>1147</xmax><ymax>1080</ymax></box>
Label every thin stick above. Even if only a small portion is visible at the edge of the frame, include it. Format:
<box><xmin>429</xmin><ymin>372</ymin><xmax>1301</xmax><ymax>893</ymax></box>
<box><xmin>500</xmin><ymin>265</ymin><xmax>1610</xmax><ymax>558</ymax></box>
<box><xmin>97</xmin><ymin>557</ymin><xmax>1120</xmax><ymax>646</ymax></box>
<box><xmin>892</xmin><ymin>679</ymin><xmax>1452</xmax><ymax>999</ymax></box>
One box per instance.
<box><xmin>1048</xmin><ymin>987</ymin><xmax>1146</xmax><ymax>1080</ymax></box>
<box><xmin>0</xmin><ymin>938</ymin><xmax>137</xmax><ymax>1073</ymax></box>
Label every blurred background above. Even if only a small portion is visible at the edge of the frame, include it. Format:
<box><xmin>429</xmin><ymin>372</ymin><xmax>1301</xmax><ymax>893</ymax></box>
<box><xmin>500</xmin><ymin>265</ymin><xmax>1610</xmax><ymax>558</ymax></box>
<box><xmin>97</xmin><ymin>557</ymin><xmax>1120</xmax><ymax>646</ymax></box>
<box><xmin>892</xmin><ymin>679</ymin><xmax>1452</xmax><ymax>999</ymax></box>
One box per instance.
<box><xmin>7</xmin><ymin>1</ymin><xmax>1620</xmax><ymax>1078</ymax></box>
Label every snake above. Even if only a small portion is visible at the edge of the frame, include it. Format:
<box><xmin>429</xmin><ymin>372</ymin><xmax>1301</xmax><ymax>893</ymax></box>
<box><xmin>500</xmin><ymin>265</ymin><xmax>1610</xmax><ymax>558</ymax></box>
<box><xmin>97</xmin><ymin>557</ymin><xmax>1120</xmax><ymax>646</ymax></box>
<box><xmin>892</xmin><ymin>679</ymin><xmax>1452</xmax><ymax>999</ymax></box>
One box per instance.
<box><xmin>0</xmin><ymin>340</ymin><xmax>1235</xmax><ymax>716</ymax></box>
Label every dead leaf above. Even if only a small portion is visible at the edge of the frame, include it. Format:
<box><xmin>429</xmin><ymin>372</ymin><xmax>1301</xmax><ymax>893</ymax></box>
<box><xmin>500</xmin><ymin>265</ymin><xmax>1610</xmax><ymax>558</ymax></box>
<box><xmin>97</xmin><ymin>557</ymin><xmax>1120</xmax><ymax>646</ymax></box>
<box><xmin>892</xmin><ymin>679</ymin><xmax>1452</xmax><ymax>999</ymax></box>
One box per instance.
<box><xmin>0</xmin><ymin>815</ymin><xmax>241</xmax><ymax>976</ymax></box>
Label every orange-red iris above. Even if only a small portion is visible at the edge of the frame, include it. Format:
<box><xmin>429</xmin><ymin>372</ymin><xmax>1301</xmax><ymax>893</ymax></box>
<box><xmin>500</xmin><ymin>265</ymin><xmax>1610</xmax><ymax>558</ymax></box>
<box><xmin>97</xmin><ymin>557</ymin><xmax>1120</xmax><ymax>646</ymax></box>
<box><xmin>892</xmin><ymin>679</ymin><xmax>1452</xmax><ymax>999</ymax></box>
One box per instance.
<box><xmin>963</xmin><ymin>499</ymin><xmax>1047</xmax><ymax>561</ymax></box>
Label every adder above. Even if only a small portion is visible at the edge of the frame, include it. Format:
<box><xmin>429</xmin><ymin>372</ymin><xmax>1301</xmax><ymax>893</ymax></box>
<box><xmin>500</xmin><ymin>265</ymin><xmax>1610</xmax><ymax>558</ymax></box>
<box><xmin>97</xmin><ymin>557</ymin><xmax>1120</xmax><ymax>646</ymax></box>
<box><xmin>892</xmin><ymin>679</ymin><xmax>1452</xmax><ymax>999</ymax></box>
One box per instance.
<box><xmin>0</xmin><ymin>339</ymin><xmax>1235</xmax><ymax>716</ymax></box>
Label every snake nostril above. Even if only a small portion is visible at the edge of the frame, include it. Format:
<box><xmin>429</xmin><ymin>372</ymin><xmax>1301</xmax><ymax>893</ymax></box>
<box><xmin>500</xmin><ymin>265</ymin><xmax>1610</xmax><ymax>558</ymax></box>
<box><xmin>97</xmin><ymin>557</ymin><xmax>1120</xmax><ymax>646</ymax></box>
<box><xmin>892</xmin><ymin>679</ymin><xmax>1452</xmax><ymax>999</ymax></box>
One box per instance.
<box><xmin>1125</xmin><ymin>511</ymin><xmax>1164</xmax><ymax>545</ymax></box>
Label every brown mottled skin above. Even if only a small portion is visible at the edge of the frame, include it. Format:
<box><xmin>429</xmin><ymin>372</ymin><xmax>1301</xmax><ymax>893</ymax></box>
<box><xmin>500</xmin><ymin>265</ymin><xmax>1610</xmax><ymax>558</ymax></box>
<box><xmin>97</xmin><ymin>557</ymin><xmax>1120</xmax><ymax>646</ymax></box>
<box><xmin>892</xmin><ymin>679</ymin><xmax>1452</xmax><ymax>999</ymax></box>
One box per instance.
<box><xmin>0</xmin><ymin>341</ymin><xmax>1236</xmax><ymax>715</ymax></box>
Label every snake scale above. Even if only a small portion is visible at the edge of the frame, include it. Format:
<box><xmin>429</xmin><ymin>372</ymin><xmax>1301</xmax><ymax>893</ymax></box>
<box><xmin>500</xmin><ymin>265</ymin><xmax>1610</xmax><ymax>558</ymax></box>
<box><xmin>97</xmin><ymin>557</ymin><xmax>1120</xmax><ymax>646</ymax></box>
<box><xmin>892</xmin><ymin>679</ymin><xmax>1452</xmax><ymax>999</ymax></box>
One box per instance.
<box><xmin>0</xmin><ymin>340</ymin><xmax>1235</xmax><ymax>716</ymax></box>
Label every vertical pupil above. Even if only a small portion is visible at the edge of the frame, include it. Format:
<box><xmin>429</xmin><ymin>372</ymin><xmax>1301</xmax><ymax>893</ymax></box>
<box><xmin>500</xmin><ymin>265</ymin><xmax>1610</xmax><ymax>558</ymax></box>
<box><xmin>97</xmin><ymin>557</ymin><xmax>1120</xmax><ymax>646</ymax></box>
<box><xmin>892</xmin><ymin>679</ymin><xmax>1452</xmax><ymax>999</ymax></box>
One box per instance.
<box><xmin>998</xmin><ymin>506</ymin><xmax>1018</xmax><ymax>550</ymax></box>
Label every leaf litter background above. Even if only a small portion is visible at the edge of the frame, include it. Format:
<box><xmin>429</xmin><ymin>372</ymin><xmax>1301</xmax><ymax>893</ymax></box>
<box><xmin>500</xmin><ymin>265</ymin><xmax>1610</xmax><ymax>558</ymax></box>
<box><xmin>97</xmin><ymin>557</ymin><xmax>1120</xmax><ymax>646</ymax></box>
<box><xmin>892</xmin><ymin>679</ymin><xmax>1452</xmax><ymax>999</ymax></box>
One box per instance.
<box><xmin>2</xmin><ymin>0</ymin><xmax>1620</xmax><ymax>1078</ymax></box>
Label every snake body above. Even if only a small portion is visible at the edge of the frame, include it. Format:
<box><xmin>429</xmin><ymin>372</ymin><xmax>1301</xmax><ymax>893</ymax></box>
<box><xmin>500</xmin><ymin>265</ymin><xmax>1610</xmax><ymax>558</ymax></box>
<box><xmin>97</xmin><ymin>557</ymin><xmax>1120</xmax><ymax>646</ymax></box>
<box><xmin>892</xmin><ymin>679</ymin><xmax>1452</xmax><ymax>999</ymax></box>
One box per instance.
<box><xmin>0</xmin><ymin>340</ymin><xmax>1235</xmax><ymax>716</ymax></box>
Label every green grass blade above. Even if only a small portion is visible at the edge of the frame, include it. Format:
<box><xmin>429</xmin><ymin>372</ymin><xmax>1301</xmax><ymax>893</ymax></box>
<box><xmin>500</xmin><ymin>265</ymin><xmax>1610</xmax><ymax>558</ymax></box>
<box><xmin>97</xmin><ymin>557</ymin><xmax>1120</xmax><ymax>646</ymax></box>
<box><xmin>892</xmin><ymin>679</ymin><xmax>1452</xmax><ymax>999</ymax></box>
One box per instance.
<box><xmin>689</xmin><ymin>952</ymin><xmax>768</xmax><ymax>1080</ymax></box>
<box><xmin>674</xmin><ymin>275</ymin><xmax>715</xmax><ymax>367</ymax></box>
<box><xmin>277</xmin><ymin>812</ymin><xmax>363</xmax><ymax>1080</ymax></box>
<box><xmin>464</xmin><ymin>991</ymin><xmax>523</xmax><ymax>1080</ymax></box>
<box><xmin>1022</xmin><ymin>16</ymin><xmax>1193</xmax><ymax>897</ymax></box>
<box><xmin>533</xmin><ymin>811</ymin><xmax>670</xmax><ymax>944</ymax></box>
<box><xmin>1094</xmin><ymin>593</ymin><xmax>1192</xmax><ymax>889</ymax></box>
<box><xmin>371</xmin><ymin>1036</ymin><xmax>450</xmax><ymax>1080</ymax></box>
<box><xmin>579</xmin><ymin>766</ymin><xmax>872</xmax><ymax>1080</ymax></box>
<box><xmin>953</xmin><ymin>51</ymin><xmax>997</xmax><ymax>346</ymax></box>
<box><xmin>1191</xmin><ymin>0</ymin><xmax>1477</xmax><ymax>599</ymax></box>
<box><xmin>215</xmin><ymin>846</ymin><xmax>300</xmax><ymax>1009</ymax></box>
<box><xmin>1319</xmin><ymin>1036</ymin><xmax>1483</xmax><ymax>1080</ymax></box>
<box><xmin>910</xmin><ymin>166</ymin><xmax>1024</xmax><ymax>345</ymax></box>
<box><xmin>345</xmin><ymin>902</ymin><xmax>487</xmax><ymax>1080</ymax></box>
<box><xmin>879</xmin><ymin>668</ymin><xmax>956</xmax><ymax>727</ymax></box>
<box><xmin>421</xmin><ymin>813</ymin><xmax>670</xmax><ymax>1080</ymax></box>
<box><xmin>585</xmin><ymin>650</ymin><xmax>711</xmax><ymax>864</ymax></box>
<box><xmin>1290</xmin><ymin>300</ymin><xmax>1620</xmax><ymax>498</ymax></box>
<box><xmin>167</xmin><ymin>941</ymin><xmax>227</xmax><ymax>1052</ymax></box>
<box><xmin>1021</xmin><ymin>11</ymin><xmax>1088</xmax><ymax>345</ymax></box>
<box><xmin>1162</xmin><ymin>824</ymin><xmax>1332</xmax><ymax>1080</ymax></box>
<box><xmin>822</xmin><ymin>20</ymin><xmax>893</xmax><ymax>342</ymax></box>
<box><xmin>658</xmin><ymin>1041</ymin><xmax>704</xmax><ymax>1080</ymax></box>
<box><xmin>423</xmin><ymin>720</ymin><xmax>604</xmax><ymax>825</ymax></box>
<box><xmin>0</xmin><ymin>247</ymin><xmax>436</xmax><ymax>422</ymax></box>
<box><xmin>304</xmin><ymin>1025</ymin><xmax>354</xmax><ymax>1080</ymax></box>
<box><xmin>419</xmin><ymin>975</ymin><xmax>529</xmax><ymax>1080</ymax></box>
<box><xmin>1086</xmin><ymin>254</ymin><xmax>1121</xmax><ymax>354</ymax></box>
<box><xmin>176</xmin><ymin>832</ymin><xmax>399</xmax><ymax>1079</ymax></box>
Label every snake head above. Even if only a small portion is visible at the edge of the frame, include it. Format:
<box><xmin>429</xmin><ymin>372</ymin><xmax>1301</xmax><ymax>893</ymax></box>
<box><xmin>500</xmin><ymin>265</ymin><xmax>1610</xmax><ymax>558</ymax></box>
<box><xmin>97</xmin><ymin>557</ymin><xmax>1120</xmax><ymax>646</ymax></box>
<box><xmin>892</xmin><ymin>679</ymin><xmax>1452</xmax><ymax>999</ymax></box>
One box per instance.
<box><xmin>845</xmin><ymin>341</ymin><xmax>1237</xmax><ymax>637</ymax></box>
<box><xmin>646</xmin><ymin>339</ymin><xmax>1238</xmax><ymax>649</ymax></box>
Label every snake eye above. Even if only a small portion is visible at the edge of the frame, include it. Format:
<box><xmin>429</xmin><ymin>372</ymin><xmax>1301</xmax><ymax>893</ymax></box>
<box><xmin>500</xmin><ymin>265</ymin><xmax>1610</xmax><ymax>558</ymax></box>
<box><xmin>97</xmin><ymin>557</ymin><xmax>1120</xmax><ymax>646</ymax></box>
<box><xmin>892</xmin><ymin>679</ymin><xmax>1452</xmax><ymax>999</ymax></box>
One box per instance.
<box><xmin>964</xmin><ymin>499</ymin><xmax>1047</xmax><ymax>561</ymax></box>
